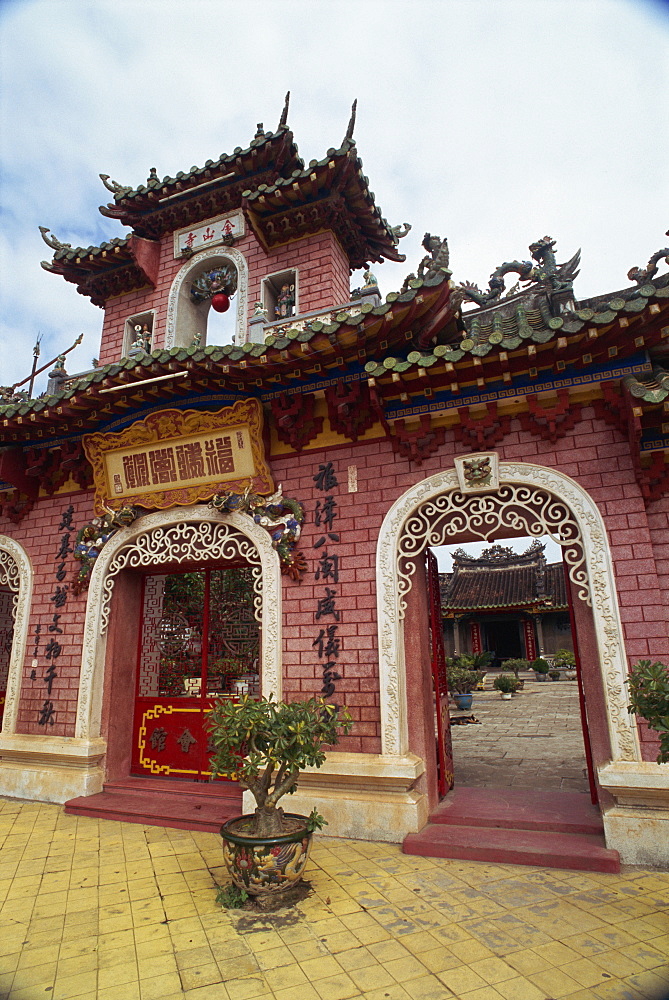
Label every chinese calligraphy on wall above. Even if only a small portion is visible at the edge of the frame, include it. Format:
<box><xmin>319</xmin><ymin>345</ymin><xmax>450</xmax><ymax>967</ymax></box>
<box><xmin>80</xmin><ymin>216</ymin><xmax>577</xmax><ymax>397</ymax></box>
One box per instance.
<box><xmin>312</xmin><ymin>462</ymin><xmax>343</xmax><ymax>700</ymax></box>
<box><xmin>173</xmin><ymin>211</ymin><xmax>244</xmax><ymax>258</ymax></box>
<box><xmin>34</xmin><ymin>504</ymin><xmax>76</xmax><ymax>727</ymax></box>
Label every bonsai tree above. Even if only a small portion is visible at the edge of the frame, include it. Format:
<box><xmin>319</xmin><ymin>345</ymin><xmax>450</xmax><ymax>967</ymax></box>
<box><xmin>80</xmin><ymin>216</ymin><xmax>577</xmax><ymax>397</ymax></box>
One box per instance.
<box><xmin>493</xmin><ymin>673</ymin><xmax>519</xmax><ymax>694</ymax></box>
<box><xmin>553</xmin><ymin>648</ymin><xmax>576</xmax><ymax>669</ymax></box>
<box><xmin>501</xmin><ymin>657</ymin><xmax>529</xmax><ymax>678</ymax></box>
<box><xmin>446</xmin><ymin>661</ymin><xmax>484</xmax><ymax>694</ymax></box>
<box><xmin>206</xmin><ymin>695</ymin><xmax>352</xmax><ymax>836</ymax></box>
<box><xmin>626</xmin><ymin>660</ymin><xmax>669</xmax><ymax>763</ymax></box>
<box><xmin>530</xmin><ymin>657</ymin><xmax>550</xmax><ymax>674</ymax></box>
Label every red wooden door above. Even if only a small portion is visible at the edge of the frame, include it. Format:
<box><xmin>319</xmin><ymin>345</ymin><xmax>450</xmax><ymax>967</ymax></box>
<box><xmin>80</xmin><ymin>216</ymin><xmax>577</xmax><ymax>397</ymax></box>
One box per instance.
<box><xmin>131</xmin><ymin>567</ymin><xmax>260</xmax><ymax>780</ymax></box>
<box><xmin>427</xmin><ymin>550</ymin><xmax>454</xmax><ymax>797</ymax></box>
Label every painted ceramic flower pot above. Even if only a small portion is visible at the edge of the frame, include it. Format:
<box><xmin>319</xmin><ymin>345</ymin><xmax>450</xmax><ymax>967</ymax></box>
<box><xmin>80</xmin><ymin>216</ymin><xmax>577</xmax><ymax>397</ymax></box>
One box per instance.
<box><xmin>453</xmin><ymin>693</ymin><xmax>474</xmax><ymax>711</ymax></box>
<box><xmin>220</xmin><ymin>813</ymin><xmax>313</xmax><ymax>895</ymax></box>
<box><xmin>500</xmin><ymin>692</ymin><xmax>513</xmax><ymax>700</ymax></box>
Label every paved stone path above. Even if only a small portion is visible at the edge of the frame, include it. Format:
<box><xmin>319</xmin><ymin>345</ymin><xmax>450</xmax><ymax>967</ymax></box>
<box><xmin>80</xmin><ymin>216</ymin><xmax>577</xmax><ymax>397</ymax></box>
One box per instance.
<box><xmin>450</xmin><ymin>676</ymin><xmax>590</xmax><ymax>794</ymax></box>
<box><xmin>1</xmin><ymin>798</ymin><xmax>669</xmax><ymax>1000</ymax></box>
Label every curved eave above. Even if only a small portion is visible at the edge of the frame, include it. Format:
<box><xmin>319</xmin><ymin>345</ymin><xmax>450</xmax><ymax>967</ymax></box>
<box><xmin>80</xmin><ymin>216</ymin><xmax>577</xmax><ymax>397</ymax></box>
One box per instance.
<box><xmin>243</xmin><ymin>140</ymin><xmax>401</xmax><ymax>266</ymax></box>
<box><xmin>365</xmin><ymin>281</ymin><xmax>669</xmax><ymax>395</ymax></box>
<box><xmin>99</xmin><ymin>129</ymin><xmax>302</xmax><ymax>236</ymax></box>
<box><xmin>0</xmin><ymin>272</ymin><xmax>458</xmax><ymax>441</ymax></box>
<box><xmin>442</xmin><ymin>600</ymin><xmax>568</xmax><ymax>613</ymax></box>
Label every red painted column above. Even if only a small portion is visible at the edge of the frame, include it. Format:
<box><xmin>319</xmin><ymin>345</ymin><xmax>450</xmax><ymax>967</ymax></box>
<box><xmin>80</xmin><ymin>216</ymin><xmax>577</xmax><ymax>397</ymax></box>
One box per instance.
<box><xmin>523</xmin><ymin>618</ymin><xmax>537</xmax><ymax>661</ymax></box>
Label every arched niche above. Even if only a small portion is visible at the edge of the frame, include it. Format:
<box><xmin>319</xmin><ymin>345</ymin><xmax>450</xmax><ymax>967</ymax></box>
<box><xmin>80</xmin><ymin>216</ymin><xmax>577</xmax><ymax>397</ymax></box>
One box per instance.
<box><xmin>0</xmin><ymin>536</ymin><xmax>33</xmax><ymax>735</ymax></box>
<box><xmin>165</xmin><ymin>247</ymin><xmax>249</xmax><ymax>349</ymax></box>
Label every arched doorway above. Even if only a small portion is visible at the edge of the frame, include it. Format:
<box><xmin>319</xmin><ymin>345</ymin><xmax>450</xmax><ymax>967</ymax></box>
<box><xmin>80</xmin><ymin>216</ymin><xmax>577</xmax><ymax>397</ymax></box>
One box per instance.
<box><xmin>376</xmin><ymin>460</ymin><xmax>639</xmax><ymax>809</ymax></box>
<box><xmin>0</xmin><ymin>537</ymin><xmax>32</xmax><ymax>735</ymax></box>
<box><xmin>75</xmin><ymin>507</ymin><xmax>281</xmax><ymax>785</ymax></box>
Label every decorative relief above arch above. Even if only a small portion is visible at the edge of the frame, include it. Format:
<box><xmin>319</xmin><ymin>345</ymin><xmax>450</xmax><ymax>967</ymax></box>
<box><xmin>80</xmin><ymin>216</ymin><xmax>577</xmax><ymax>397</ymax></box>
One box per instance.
<box><xmin>375</xmin><ymin>461</ymin><xmax>638</xmax><ymax>765</ymax></box>
<box><xmin>77</xmin><ymin>509</ymin><xmax>281</xmax><ymax>741</ymax></box>
<box><xmin>165</xmin><ymin>246</ymin><xmax>249</xmax><ymax>348</ymax></box>
<box><xmin>0</xmin><ymin>536</ymin><xmax>33</xmax><ymax>735</ymax></box>
<box><xmin>397</xmin><ymin>482</ymin><xmax>589</xmax><ymax>613</ymax></box>
<box><xmin>0</xmin><ymin>548</ymin><xmax>21</xmax><ymax>611</ymax></box>
<box><xmin>100</xmin><ymin>521</ymin><xmax>262</xmax><ymax>634</ymax></box>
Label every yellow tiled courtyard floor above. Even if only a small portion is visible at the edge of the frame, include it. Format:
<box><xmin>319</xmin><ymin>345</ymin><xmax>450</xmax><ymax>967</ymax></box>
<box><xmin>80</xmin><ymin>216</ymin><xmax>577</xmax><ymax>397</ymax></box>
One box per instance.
<box><xmin>1</xmin><ymin>798</ymin><xmax>668</xmax><ymax>1000</ymax></box>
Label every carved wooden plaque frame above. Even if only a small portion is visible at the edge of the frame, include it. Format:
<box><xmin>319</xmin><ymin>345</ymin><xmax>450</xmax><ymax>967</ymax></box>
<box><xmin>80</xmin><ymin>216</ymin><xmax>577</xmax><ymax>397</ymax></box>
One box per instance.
<box><xmin>83</xmin><ymin>399</ymin><xmax>273</xmax><ymax>514</ymax></box>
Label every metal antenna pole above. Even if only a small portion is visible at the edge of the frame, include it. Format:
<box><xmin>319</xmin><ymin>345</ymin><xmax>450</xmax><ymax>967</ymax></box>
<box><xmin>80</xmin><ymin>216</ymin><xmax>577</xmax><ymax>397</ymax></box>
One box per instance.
<box><xmin>27</xmin><ymin>333</ymin><xmax>43</xmax><ymax>399</ymax></box>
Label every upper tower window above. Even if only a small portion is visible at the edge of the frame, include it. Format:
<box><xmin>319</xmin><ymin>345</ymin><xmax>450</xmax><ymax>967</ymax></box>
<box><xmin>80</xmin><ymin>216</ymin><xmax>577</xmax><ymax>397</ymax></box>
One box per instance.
<box><xmin>166</xmin><ymin>247</ymin><xmax>249</xmax><ymax>350</ymax></box>
<box><xmin>262</xmin><ymin>269</ymin><xmax>298</xmax><ymax>322</ymax></box>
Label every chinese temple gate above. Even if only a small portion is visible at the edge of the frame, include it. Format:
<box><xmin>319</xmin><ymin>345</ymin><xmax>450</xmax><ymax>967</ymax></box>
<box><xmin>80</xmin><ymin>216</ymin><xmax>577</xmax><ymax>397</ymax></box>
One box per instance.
<box><xmin>0</xmin><ymin>99</ymin><xmax>668</xmax><ymax>867</ymax></box>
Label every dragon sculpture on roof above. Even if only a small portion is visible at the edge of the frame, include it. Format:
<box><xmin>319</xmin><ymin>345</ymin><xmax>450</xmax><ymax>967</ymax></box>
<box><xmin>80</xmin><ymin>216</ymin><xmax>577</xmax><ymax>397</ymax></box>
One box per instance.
<box><xmin>460</xmin><ymin>236</ymin><xmax>581</xmax><ymax>307</ymax></box>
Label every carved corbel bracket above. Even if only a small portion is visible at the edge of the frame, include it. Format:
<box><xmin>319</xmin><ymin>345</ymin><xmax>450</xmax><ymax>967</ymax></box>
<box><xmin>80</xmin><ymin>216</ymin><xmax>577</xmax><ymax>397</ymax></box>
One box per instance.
<box><xmin>639</xmin><ymin>451</ymin><xmax>669</xmax><ymax>503</ymax></box>
<box><xmin>325</xmin><ymin>379</ymin><xmax>377</xmax><ymax>441</ymax></box>
<box><xmin>454</xmin><ymin>403</ymin><xmax>511</xmax><ymax>452</ymax></box>
<box><xmin>390</xmin><ymin>415</ymin><xmax>446</xmax><ymax>465</ymax></box>
<box><xmin>0</xmin><ymin>490</ymin><xmax>35</xmax><ymax>524</ymax></box>
<box><xmin>593</xmin><ymin>383</ymin><xmax>627</xmax><ymax>434</ymax></box>
<box><xmin>270</xmin><ymin>391</ymin><xmax>323</xmax><ymax>451</ymax></box>
<box><xmin>596</xmin><ymin>381</ymin><xmax>669</xmax><ymax>503</ymax></box>
<box><xmin>519</xmin><ymin>389</ymin><xmax>583</xmax><ymax>443</ymax></box>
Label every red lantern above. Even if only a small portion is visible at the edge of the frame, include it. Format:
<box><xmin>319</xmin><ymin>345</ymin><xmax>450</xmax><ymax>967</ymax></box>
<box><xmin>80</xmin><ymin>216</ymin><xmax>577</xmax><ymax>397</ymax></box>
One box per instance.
<box><xmin>211</xmin><ymin>293</ymin><xmax>230</xmax><ymax>313</ymax></box>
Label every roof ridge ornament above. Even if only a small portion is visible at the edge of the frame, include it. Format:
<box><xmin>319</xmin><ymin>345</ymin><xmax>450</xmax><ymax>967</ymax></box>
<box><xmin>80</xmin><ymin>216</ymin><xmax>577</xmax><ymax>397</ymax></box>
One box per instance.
<box><xmin>38</xmin><ymin>226</ymin><xmax>71</xmax><ymax>251</ymax></box>
<box><xmin>417</xmin><ymin>233</ymin><xmax>450</xmax><ymax>279</ymax></box>
<box><xmin>627</xmin><ymin>231</ymin><xmax>669</xmax><ymax>285</ymax></box>
<box><xmin>99</xmin><ymin>173</ymin><xmax>133</xmax><ymax>197</ymax></box>
<box><xmin>391</xmin><ymin>222</ymin><xmax>412</xmax><ymax>244</ymax></box>
<box><xmin>278</xmin><ymin>91</ymin><xmax>290</xmax><ymax>129</ymax></box>
<box><xmin>345</xmin><ymin>99</ymin><xmax>357</xmax><ymax>141</ymax></box>
<box><xmin>460</xmin><ymin>236</ymin><xmax>581</xmax><ymax>308</ymax></box>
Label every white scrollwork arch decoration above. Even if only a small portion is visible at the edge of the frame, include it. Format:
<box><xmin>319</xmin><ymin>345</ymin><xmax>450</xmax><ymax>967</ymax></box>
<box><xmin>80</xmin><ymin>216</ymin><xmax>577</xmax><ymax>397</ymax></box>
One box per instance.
<box><xmin>0</xmin><ymin>536</ymin><xmax>33</xmax><ymax>735</ymax></box>
<box><xmin>77</xmin><ymin>508</ymin><xmax>281</xmax><ymax>741</ymax></box>
<box><xmin>100</xmin><ymin>520</ymin><xmax>262</xmax><ymax>633</ymax></box>
<box><xmin>165</xmin><ymin>246</ymin><xmax>249</xmax><ymax>348</ymax></box>
<box><xmin>398</xmin><ymin>483</ymin><xmax>589</xmax><ymax>614</ymax></box>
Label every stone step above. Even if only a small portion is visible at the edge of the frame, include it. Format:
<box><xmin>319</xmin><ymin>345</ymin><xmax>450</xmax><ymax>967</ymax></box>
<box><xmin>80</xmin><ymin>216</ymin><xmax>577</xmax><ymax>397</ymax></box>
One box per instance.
<box><xmin>429</xmin><ymin>787</ymin><xmax>603</xmax><ymax>834</ymax></box>
<box><xmin>64</xmin><ymin>777</ymin><xmax>242</xmax><ymax>833</ymax></box>
<box><xmin>403</xmin><ymin>823</ymin><xmax>620</xmax><ymax>873</ymax></box>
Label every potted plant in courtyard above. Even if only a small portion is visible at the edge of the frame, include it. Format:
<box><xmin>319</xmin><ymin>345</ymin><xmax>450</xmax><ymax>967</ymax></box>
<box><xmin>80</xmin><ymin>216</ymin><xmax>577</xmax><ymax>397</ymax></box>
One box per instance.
<box><xmin>493</xmin><ymin>673</ymin><xmax>519</xmax><ymax>699</ymax></box>
<box><xmin>626</xmin><ymin>659</ymin><xmax>669</xmax><ymax>763</ymax></box>
<box><xmin>501</xmin><ymin>657</ymin><xmax>529</xmax><ymax>689</ymax></box>
<box><xmin>530</xmin><ymin>657</ymin><xmax>550</xmax><ymax>682</ymax></box>
<box><xmin>207</xmin><ymin>695</ymin><xmax>352</xmax><ymax>896</ymax></box>
<box><xmin>446</xmin><ymin>658</ymin><xmax>485</xmax><ymax>711</ymax></box>
<box><xmin>553</xmin><ymin>648</ymin><xmax>576</xmax><ymax>679</ymax></box>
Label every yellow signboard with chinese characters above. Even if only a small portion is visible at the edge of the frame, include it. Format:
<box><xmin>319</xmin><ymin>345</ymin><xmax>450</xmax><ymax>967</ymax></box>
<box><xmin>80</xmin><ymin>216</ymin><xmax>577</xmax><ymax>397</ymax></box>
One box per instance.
<box><xmin>83</xmin><ymin>400</ymin><xmax>273</xmax><ymax>514</ymax></box>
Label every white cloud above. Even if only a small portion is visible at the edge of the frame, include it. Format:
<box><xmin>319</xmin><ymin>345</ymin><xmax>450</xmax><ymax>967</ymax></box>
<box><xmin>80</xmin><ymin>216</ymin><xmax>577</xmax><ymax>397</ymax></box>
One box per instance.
<box><xmin>1</xmin><ymin>0</ymin><xmax>667</xmax><ymax>391</ymax></box>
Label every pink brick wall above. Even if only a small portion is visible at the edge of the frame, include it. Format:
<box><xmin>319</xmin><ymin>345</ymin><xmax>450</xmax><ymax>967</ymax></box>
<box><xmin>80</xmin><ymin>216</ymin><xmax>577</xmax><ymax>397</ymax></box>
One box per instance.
<box><xmin>98</xmin><ymin>228</ymin><xmax>351</xmax><ymax>364</ymax></box>
<box><xmin>0</xmin><ymin>490</ymin><xmax>96</xmax><ymax>737</ymax></box>
<box><xmin>271</xmin><ymin>406</ymin><xmax>669</xmax><ymax>756</ymax></box>
<box><xmin>1</xmin><ymin>406</ymin><xmax>666</xmax><ymax>759</ymax></box>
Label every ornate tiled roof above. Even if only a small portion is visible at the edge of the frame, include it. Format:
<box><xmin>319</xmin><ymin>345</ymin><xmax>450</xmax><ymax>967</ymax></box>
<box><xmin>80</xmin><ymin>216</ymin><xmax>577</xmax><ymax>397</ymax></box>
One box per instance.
<box><xmin>440</xmin><ymin>543</ymin><xmax>567</xmax><ymax>611</ymax></box>
<box><xmin>365</xmin><ymin>271</ymin><xmax>669</xmax><ymax>376</ymax></box>
<box><xmin>40</xmin><ymin>127</ymin><xmax>406</xmax><ymax>300</ymax></box>
<box><xmin>242</xmin><ymin>138</ymin><xmax>405</xmax><ymax>268</ymax></box>
<box><xmin>624</xmin><ymin>366</ymin><xmax>669</xmax><ymax>403</ymax></box>
<box><xmin>0</xmin><ymin>267</ymin><xmax>459</xmax><ymax>440</ymax></box>
<box><xmin>40</xmin><ymin>234</ymin><xmax>159</xmax><ymax>308</ymax></box>
<box><xmin>98</xmin><ymin>126</ymin><xmax>303</xmax><ymax>238</ymax></box>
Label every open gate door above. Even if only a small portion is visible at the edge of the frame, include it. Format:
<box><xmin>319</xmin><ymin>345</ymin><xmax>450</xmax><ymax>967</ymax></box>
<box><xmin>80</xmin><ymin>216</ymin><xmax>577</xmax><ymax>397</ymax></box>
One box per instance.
<box><xmin>131</xmin><ymin>567</ymin><xmax>260</xmax><ymax>781</ymax></box>
<box><xmin>427</xmin><ymin>550</ymin><xmax>454</xmax><ymax>797</ymax></box>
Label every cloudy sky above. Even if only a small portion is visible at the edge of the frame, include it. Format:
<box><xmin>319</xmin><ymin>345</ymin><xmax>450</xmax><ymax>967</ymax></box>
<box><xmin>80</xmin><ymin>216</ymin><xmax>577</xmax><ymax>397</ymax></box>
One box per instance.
<box><xmin>0</xmin><ymin>0</ymin><xmax>667</xmax><ymax>393</ymax></box>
